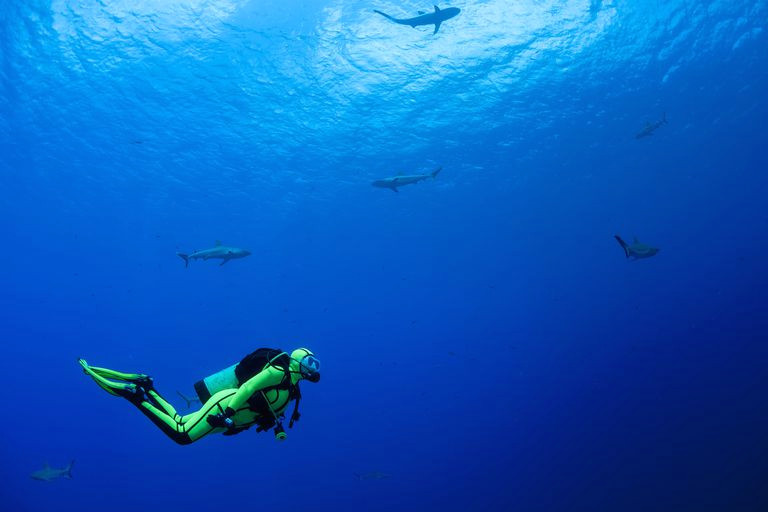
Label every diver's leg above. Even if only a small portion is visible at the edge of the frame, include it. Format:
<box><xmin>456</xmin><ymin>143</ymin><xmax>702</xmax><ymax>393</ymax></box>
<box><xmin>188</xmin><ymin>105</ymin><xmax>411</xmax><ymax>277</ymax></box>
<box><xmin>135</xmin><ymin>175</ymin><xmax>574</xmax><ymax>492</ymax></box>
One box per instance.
<box><xmin>81</xmin><ymin>359</ymin><xmax>214</xmax><ymax>445</ymax></box>
<box><xmin>130</xmin><ymin>389</ymin><xmax>237</xmax><ymax>445</ymax></box>
<box><xmin>117</xmin><ymin>388</ymin><xmax>197</xmax><ymax>444</ymax></box>
<box><xmin>81</xmin><ymin>360</ymin><xmax>191</xmax><ymax>441</ymax></box>
<box><xmin>133</xmin><ymin>401</ymin><xmax>195</xmax><ymax>445</ymax></box>
<box><xmin>175</xmin><ymin>390</ymin><xmax>239</xmax><ymax>443</ymax></box>
<box><xmin>146</xmin><ymin>389</ymin><xmax>183</xmax><ymax>422</ymax></box>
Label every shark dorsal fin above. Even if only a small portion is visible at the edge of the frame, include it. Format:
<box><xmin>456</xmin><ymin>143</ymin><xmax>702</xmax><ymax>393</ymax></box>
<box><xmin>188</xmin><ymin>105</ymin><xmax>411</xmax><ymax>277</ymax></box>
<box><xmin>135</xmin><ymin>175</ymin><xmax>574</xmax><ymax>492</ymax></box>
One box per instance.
<box><xmin>434</xmin><ymin>5</ymin><xmax>440</xmax><ymax>12</ymax></box>
<box><xmin>43</xmin><ymin>462</ymin><xmax>50</xmax><ymax>469</ymax></box>
<box><xmin>215</xmin><ymin>240</ymin><xmax>222</xmax><ymax>246</ymax></box>
<box><xmin>633</xmin><ymin>236</ymin><xmax>639</xmax><ymax>244</ymax></box>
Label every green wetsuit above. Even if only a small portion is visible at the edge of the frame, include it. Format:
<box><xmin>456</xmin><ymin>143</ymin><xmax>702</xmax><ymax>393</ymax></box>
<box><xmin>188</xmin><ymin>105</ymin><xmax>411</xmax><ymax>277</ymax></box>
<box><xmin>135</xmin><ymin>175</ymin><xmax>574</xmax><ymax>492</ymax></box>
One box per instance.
<box><xmin>80</xmin><ymin>354</ymin><xmax>304</xmax><ymax>445</ymax></box>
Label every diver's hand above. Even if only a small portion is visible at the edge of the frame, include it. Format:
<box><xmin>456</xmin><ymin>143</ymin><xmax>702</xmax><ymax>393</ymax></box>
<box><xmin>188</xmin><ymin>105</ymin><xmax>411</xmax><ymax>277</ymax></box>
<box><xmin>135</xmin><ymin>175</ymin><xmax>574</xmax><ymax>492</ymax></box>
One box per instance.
<box><xmin>207</xmin><ymin>413</ymin><xmax>235</xmax><ymax>429</ymax></box>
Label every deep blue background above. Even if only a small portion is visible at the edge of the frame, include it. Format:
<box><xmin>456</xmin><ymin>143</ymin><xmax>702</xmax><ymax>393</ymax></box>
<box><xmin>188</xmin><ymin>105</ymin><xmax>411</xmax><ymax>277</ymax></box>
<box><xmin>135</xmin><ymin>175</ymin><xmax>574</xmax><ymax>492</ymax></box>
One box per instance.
<box><xmin>1</xmin><ymin>0</ymin><xmax>767</xmax><ymax>510</ymax></box>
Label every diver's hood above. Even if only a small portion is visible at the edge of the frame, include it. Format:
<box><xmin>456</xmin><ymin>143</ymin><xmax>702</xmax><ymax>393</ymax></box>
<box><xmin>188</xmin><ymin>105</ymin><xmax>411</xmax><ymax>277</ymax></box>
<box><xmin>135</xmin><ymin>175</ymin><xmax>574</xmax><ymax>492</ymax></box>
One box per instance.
<box><xmin>290</xmin><ymin>348</ymin><xmax>321</xmax><ymax>383</ymax></box>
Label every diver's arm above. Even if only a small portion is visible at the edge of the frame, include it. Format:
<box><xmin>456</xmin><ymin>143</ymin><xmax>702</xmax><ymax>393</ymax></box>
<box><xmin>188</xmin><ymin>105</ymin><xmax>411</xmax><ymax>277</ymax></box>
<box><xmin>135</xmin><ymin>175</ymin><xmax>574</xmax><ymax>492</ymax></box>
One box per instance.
<box><xmin>222</xmin><ymin>366</ymin><xmax>284</xmax><ymax>417</ymax></box>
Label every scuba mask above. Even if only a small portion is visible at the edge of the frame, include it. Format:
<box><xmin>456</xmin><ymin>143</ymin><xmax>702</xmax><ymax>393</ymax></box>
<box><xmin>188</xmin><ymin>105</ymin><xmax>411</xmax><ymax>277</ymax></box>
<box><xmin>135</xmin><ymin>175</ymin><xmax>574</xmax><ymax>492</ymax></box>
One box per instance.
<box><xmin>298</xmin><ymin>355</ymin><xmax>321</xmax><ymax>382</ymax></box>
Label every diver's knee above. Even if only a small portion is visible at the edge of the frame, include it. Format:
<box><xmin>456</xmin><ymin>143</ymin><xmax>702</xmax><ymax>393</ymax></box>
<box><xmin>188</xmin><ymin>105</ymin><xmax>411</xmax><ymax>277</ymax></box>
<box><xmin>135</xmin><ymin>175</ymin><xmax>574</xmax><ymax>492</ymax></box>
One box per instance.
<box><xmin>172</xmin><ymin>434</ymin><xmax>194</xmax><ymax>446</ymax></box>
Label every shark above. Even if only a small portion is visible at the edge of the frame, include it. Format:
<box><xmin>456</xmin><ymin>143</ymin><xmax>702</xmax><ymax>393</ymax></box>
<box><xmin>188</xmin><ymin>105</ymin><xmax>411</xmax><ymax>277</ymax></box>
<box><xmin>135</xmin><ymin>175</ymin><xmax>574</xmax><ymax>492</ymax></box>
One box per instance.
<box><xmin>372</xmin><ymin>167</ymin><xmax>442</xmax><ymax>193</ymax></box>
<box><xmin>614</xmin><ymin>235</ymin><xmax>659</xmax><ymax>260</ymax></box>
<box><xmin>635</xmin><ymin>113</ymin><xmax>667</xmax><ymax>139</ymax></box>
<box><xmin>177</xmin><ymin>390</ymin><xmax>202</xmax><ymax>409</ymax></box>
<box><xmin>374</xmin><ymin>5</ymin><xmax>460</xmax><ymax>34</ymax></box>
<box><xmin>31</xmin><ymin>461</ymin><xmax>74</xmax><ymax>482</ymax></box>
<box><xmin>176</xmin><ymin>241</ymin><xmax>251</xmax><ymax>267</ymax></box>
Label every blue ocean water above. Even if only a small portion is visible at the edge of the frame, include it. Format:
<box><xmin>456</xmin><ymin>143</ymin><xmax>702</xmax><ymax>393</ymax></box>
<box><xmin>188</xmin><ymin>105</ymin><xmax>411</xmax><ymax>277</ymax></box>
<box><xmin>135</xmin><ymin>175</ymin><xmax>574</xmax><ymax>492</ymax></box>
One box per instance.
<box><xmin>1</xmin><ymin>0</ymin><xmax>767</xmax><ymax>510</ymax></box>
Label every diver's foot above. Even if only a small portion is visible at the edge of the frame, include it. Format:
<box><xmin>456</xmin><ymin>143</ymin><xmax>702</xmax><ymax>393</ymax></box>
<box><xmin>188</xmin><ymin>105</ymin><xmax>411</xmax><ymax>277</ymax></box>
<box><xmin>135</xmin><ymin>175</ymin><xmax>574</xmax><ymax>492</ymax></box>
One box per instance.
<box><xmin>133</xmin><ymin>375</ymin><xmax>154</xmax><ymax>390</ymax></box>
<box><xmin>116</xmin><ymin>383</ymin><xmax>148</xmax><ymax>404</ymax></box>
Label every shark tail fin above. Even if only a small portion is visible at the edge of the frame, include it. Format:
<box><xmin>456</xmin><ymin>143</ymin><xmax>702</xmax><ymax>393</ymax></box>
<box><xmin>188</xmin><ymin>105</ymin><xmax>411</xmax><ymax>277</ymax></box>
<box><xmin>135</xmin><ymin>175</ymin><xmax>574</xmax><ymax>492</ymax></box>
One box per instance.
<box><xmin>614</xmin><ymin>235</ymin><xmax>630</xmax><ymax>258</ymax></box>
<box><xmin>431</xmin><ymin>166</ymin><xmax>442</xmax><ymax>179</ymax></box>
<box><xmin>176</xmin><ymin>390</ymin><xmax>192</xmax><ymax>408</ymax></box>
<box><xmin>65</xmin><ymin>460</ymin><xmax>74</xmax><ymax>479</ymax></box>
<box><xmin>373</xmin><ymin>9</ymin><xmax>396</xmax><ymax>22</ymax></box>
<box><xmin>177</xmin><ymin>252</ymin><xmax>189</xmax><ymax>268</ymax></box>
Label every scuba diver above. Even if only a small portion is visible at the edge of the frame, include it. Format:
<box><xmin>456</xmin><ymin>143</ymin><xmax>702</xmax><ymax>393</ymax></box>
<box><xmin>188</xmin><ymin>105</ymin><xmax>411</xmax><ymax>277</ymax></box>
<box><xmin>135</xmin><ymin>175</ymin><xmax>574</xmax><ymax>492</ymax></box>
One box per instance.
<box><xmin>78</xmin><ymin>348</ymin><xmax>320</xmax><ymax>445</ymax></box>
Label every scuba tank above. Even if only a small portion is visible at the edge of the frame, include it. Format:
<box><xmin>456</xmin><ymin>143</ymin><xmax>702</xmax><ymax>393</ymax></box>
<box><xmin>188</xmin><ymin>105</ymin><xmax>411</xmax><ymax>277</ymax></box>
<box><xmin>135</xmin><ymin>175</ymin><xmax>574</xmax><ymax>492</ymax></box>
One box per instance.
<box><xmin>193</xmin><ymin>348</ymin><xmax>289</xmax><ymax>404</ymax></box>
<box><xmin>194</xmin><ymin>363</ymin><xmax>239</xmax><ymax>404</ymax></box>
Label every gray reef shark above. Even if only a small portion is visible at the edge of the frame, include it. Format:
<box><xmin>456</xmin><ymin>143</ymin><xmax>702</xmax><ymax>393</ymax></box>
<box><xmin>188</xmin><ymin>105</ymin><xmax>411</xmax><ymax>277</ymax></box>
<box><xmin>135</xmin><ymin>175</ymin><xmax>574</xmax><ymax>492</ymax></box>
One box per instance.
<box><xmin>31</xmin><ymin>461</ymin><xmax>74</xmax><ymax>482</ymax></box>
<box><xmin>614</xmin><ymin>235</ymin><xmax>659</xmax><ymax>260</ymax></box>
<box><xmin>374</xmin><ymin>5</ymin><xmax>460</xmax><ymax>34</ymax></box>
<box><xmin>177</xmin><ymin>241</ymin><xmax>251</xmax><ymax>267</ymax></box>
<box><xmin>372</xmin><ymin>167</ymin><xmax>442</xmax><ymax>193</ymax></box>
<box><xmin>177</xmin><ymin>390</ymin><xmax>202</xmax><ymax>409</ymax></box>
<box><xmin>635</xmin><ymin>113</ymin><xmax>667</xmax><ymax>139</ymax></box>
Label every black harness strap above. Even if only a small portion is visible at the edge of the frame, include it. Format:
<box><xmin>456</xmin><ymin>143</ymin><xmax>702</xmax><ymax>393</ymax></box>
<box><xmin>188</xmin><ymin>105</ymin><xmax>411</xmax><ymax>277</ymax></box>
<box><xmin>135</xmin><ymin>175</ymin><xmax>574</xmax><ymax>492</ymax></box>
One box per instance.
<box><xmin>289</xmin><ymin>385</ymin><xmax>302</xmax><ymax>428</ymax></box>
<box><xmin>238</xmin><ymin>356</ymin><xmax>306</xmax><ymax>433</ymax></box>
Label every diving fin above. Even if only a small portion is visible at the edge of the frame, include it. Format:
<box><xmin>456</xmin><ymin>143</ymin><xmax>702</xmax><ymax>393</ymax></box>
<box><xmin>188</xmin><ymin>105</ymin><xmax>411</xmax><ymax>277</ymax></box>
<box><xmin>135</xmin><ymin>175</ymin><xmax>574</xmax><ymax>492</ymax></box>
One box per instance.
<box><xmin>78</xmin><ymin>359</ymin><xmax>153</xmax><ymax>397</ymax></box>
